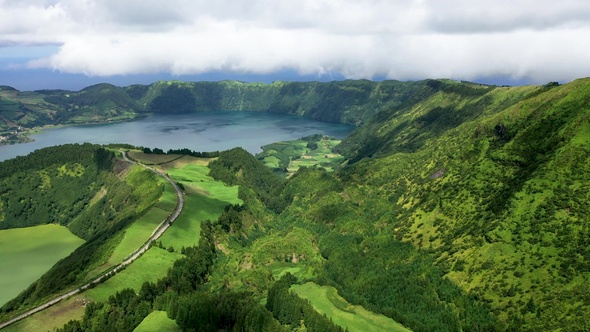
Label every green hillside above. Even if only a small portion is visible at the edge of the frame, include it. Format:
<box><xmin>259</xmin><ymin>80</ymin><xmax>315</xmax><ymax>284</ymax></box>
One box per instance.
<box><xmin>0</xmin><ymin>79</ymin><xmax>430</xmax><ymax>144</ymax></box>
<box><xmin>2</xmin><ymin>77</ymin><xmax>590</xmax><ymax>331</ymax></box>
<box><xmin>283</xmin><ymin>78</ymin><xmax>590</xmax><ymax>330</ymax></box>
<box><xmin>0</xmin><ymin>144</ymin><xmax>164</xmax><ymax>320</ymax></box>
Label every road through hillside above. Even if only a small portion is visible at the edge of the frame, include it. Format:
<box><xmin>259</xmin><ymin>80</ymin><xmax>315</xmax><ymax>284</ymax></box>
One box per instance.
<box><xmin>0</xmin><ymin>151</ymin><xmax>184</xmax><ymax>330</ymax></box>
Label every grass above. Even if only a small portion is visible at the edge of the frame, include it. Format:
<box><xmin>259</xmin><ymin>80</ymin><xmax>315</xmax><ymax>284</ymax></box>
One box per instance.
<box><xmin>291</xmin><ymin>282</ymin><xmax>412</xmax><ymax>332</ymax></box>
<box><xmin>159</xmin><ymin>163</ymin><xmax>241</xmax><ymax>249</ymax></box>
<box><xmin>85</xmin><ymin>247</ymin><xmax>182</xmax><ymax>303</ymax></box>
<box><xmin>155</xmin><ymin>177</ymin><xmax>178</xmax><ymax>211</ymax></box>
<box><xmin>107</xmin><ymin>207</ymin><xmax>171</xmax><ymax>265</ymax></box>
<box><xmin>2</xmin><ymin>296</ymin><xmax>89</xmax><ymax>332</ymax></box>
<box><xmin>257</xmin><ymin>136</ymin><xmax>346</xmax><ymax>176</ymax></box>
<box><xmin>107</xmin><ymin>174</ymin><xmax>178</xmax><ymax>265</ymax></box>
<box><xmin>0</xmin><ymin>224</ymin><xmax>84</xmax><ymax>306</ymax></box>
<box><xmin>134</xmin><ymin>311</ymin><xmax>181</xmax><ymax>332</ymax></box>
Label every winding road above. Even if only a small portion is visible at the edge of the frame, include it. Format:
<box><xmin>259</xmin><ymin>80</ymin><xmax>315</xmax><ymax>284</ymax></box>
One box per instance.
<box><xmin>0</xmin><ymin>151</ymin><xmax>184</xmax><ymax>330</ymax></box>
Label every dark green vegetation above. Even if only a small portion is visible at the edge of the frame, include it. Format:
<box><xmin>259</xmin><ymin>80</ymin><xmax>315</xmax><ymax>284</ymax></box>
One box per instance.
<box><xmin>1</xmin><ymin>79</ymin><xmax>431</xmax><ymax>144</ymax></box>
<box><xmin>3</xmin><ymin>77</ymin><xmax>590</xmax><ymax>332</ymax></box>
<box><xmin>0</xmin><ymin>144</ymin><xmax>163</xmax><ymax>319</ymax></box>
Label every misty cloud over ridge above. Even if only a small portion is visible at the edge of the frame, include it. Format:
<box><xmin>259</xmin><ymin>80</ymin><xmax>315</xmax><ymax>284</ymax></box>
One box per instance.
<box><xmin>2</xmin><ymin>0</ymin><xmax>590</xmax><ymax>84</ymax></box>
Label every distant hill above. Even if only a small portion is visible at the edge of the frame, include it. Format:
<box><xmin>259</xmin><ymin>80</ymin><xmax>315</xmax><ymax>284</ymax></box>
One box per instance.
<box><xmin>0</xmin><ymin>79</ymin><xmax>437</xmax><ymax>143</ymax></box>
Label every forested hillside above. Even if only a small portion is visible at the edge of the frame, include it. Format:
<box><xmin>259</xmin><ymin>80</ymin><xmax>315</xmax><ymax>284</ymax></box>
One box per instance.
<box><xmin>0</xmin><ymin>144</ymin><xmax>164</xmax><ymax>318</ymax></box>
<box><xmin>2</xmin><ymin>77</ymin><xmax>590</xmax><ymax>331</ymax></box>
<box><xmin>161</xmin><ymin>78</ymin><xmax>590</xmax><ymax>331</ymax></box>
<box><xmin>291</xmin><ymin>78</ymin><xmax>590</xmax><ymax>330</ymax></box>
<box><xmin>0</xmin><ymin>79</ymin><xmax>430</xmax><ymax>144</ymax></box>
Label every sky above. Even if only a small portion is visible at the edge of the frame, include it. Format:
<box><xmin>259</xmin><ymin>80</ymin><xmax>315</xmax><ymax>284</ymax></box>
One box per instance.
<box><xmin>1</xmin><ymin>0</ymin><xmax>590</xmax><ymax>91</ymax></box>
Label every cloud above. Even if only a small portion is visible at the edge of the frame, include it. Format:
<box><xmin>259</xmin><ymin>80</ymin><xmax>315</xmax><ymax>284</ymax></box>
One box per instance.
<box><xmin>3</xmin><ymin>0</ymin><xmax>590</xmax><ymax>84</ymax></box>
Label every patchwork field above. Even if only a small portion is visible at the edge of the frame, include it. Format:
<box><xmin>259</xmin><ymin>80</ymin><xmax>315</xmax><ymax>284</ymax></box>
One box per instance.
<box><xmin>291</xmin><ymin>282</ymin><xmax>412</xmax><ymax>332</ymax></box>
<box><xmin>127</xmin><ymin>151</ymin><xmax>184</xmax><ymax>165</ymax></box>
<box><xmin>0</xmin><ymin>224</ymin><xmax>84</xmax><ymax>306</ymax></box>
<box><xmin>1</xmin><ymin>154</ymin><xmax>242</xmax><ymax>331</ymax></box>
<box><xmin>257</xmin><ymin>135</ymin><xmax>345</xmax><ymax>176</ymax></box>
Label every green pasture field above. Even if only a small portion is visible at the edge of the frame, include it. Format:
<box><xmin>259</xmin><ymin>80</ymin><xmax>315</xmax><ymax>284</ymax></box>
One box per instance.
<box><xmin>134</xmin><ymin>310</ymin><xmax>181</xmax><ymax>332</ymax></box>
<box><xmin>291</xmin><ymin>282</ymin><xmax>412</xmax><ymax>332</ymax></box>
<box><xmin>155</xmin><ymin>178</ymin><xmax>178</xmax><ymax>211</ymax></box>
<box><xmin>2</xmin><ymin>296</ymin><xmax>89</xmax><ymax>332</ymax></box>
<box><xmin>107</xmin><ymin>174</ymin><xmax>177</xmax><ymax>265</ymax></box>
<box><xmin>159</xmin><ymin>164</ymin><xmax>241</xmax><ymax>249</ymax></box>
<box><xmin>86</xmin><ymin>247</ymin><xmax>182</xmax><ymax>303</ymax></box>
<box><xmin>0</xmin><ymin>224</ymin><xmax>84</xmax><ymax>306</ymax></box>
<box><xmin>107</xmin><ymin>207</ymin><xmax>171</xmax><ymax>265</ymax></box>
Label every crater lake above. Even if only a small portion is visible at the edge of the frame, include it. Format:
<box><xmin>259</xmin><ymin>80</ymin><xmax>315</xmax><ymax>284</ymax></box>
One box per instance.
<box><xmin>0</xmin><ymin>111</ymin><xmax>355</xmax><ymax>162</ymax></box>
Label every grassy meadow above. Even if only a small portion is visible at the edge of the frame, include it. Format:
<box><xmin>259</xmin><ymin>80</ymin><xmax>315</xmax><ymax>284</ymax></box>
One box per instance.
<box><xmin>291</xmin><ymin>282</ymin><xmax>412</xmax><ymax>332</ymax></box>
<box><xmin>133</xmin><ymin>310</ymin><xmax>181</xmax><ymax>332</ymax></box>
<box><xmin>2</xmin><ymin>296</ymin><xmax>90</xmax><ymax>332</ymax></box>
<box><xmin>159</xmin><ymin>163</ymin><xmax>241</xmax><ymax>249</ymax></box>
<box><xmin>0</xmin><ymin>224</ymin><xmax>84</xmax><ymax>306</ymax></box>
<box><xmin>107</xmin><ymin>177</ymin><xmax>177</xmax><ymax>265</ymax></box>
<box><xmin>86</xmin><ymin>247</ymin><xmax>183</xmax><ymax>303</ymax></box>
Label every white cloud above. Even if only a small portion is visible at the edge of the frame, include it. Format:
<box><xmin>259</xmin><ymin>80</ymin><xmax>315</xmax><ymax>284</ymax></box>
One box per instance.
<box><xmin>3</xmin><ymin>0</ymin><xmax>590</xmax><ymax>83</ymax></box>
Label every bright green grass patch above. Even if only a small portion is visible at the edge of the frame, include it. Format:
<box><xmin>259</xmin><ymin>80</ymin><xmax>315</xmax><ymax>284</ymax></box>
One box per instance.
<box><xmin>0</xmin><ymin>224</ymin><xmax>84</xmax><ymax>306</ymax></box>
<box><xmin>85</xmin><ymin>247</ymin><xmax>182</xmax><ymax>303</ymax></box>
<box><xmin>168</xmin><ymin>164</ymin><xmax>241</xmax><ymax>204</ymax></box>
<box><xmin>108</xmin><ymin>207</ymin><xmax>170</xmax><ymax>265</ymax></box>
<box><xmin>159</xmin><ymin>194</ymin><xmax>230</xmax><ymax>249</ymax></box>
<box><xmin>159</xmin><ymin>164</ymin><xmax>241</xmax><ymax>249</ymax></box>
<box><xmin>134</xmin><ymin>310</ymin><xmax>181</xmax><ymax>332</ymax></box>
<box><xmin>291</xmin><ymin>282</ymin><xmax>412</xmax><ymax>332</ymax></box>
<box><xmin>155</xmin><ymin>178</ymin><xmax>178</xmax><ymax>211</ymax></box>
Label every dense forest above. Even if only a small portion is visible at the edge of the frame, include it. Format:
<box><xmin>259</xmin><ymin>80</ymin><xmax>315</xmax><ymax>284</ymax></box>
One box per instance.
<box><xmin>2</xmin><ymin>77</ymin><xmax>590</xmax><ymax>331</ymax></box>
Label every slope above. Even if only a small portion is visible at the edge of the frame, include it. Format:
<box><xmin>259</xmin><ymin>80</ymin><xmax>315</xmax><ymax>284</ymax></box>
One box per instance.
<box><xmin>310</xmin><ymin>78</ymin><xmax>590</xmax><ymax>330</ymax></box>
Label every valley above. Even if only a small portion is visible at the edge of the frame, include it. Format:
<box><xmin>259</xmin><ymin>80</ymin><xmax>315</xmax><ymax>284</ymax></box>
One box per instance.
<box><xmin>1</xmin><ymin>77</ymin><xmax>590</xmax><ymax>331</ymax></box>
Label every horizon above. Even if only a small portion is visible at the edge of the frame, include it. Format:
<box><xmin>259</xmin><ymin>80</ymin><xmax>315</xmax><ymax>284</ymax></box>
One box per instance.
<box><xmin>2</xmin><ymin>1</ymin><xmax>589</xmax><ymax>91</ymax></box>
<box><xmin>0</xmin><ymin>68</ymin><xmax>540</xmax><ymax>92</ymax></box>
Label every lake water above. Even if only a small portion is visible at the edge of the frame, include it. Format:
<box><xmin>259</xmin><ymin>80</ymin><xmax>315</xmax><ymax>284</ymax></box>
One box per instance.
<box><xmin>0</xmin><ymin>111</ymin><xmax>355</xmax><ymax>162</ymax></box>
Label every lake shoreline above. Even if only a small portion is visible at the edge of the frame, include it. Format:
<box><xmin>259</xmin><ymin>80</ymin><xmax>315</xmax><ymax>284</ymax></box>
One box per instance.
<box><xmin>0</xmin><ymin>113</ymin><xmax>151</xmax><ymax>147</ymax></box>
<box><xmin>0</xmin><ymin>112</ymin><xmax>355</xmax><ymax>162</ymax></box>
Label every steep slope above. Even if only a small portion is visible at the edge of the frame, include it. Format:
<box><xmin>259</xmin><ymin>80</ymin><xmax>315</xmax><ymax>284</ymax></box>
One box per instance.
<box><xmin>134</xmin><ymin>79</ymin><xmax>428</xmax><ymax>125</ymax></box>
<box><xmin>312</xmin><ymin>78</ymin><xmax>590</xmax><ymax>330</ymax></box>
